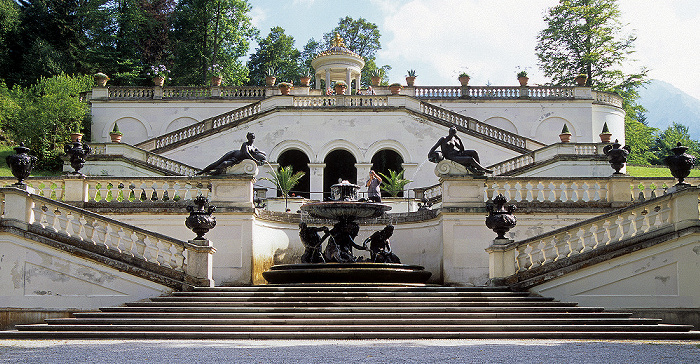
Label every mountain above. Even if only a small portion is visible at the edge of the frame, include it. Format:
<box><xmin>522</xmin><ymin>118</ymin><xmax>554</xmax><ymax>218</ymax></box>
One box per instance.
<box><xmin>637</xmin><ymin>80</ymin><xmax>700</xmax><ymax>140</ymax></box>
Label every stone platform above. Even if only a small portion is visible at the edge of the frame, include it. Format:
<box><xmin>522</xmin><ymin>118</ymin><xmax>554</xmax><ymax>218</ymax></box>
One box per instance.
<box><xmin>262</xmin><ymin>263</ymin><xmax>432</xmax><ymax>284</ymax></box>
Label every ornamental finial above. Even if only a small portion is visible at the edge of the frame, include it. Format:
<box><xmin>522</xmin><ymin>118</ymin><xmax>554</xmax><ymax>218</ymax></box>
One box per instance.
<box><xmin>332</xmin><ymin>33</ymin><xmax>346</xmax><ymax>48</ymax></box>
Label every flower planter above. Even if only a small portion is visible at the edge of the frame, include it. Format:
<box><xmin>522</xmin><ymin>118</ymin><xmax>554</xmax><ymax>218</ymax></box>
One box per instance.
<box><xmin>94</xmin><ymin>76</ymin><xmax>109</xmax><ymax>87</ymax></box>
<box><xmin>575</xmin><ymin>75</ymin><xmax>588</xmax><ymax>86</ymax></box>
<box><xmin>152</xmin><ymin>76</ymin><xmax>165</xmax><ymax>87</ymax></box>
<box><xmin>389</xmin><ymin>84</ymin><xmax>402</xmax><ymax>95</ymax></box>
<box><xmin>70</xmin><ymin>133</ymin><xmax>83</xmax><ymax>143</ymax></box>
<box><xmin>210</xmin><ymin>76</ymin><xmax>222</xmax><ymax>86</ymax></box>
<box><xmin>279</xmin><ymin>84</ymin><xmax>292</xmax><ymax>95</ymax></box>
<box><xmin>518</xmin><ymin>76</ymin><xmax>529</xmax><ymax>87</ymax></box>
<box><xmin>371</xmin><ymin>76</ymin><xmax>381</xmax><ymax>86</ymax></box>
<box><xmin>459</xmin><ymin>76</ymin><xmax>470</xmax><ymax>86</ymax></box>
<box><xmin>300</xmin><ymin>76</ymin><xmax>311</xmax><ymax>87</ymax></box>
<box><xmin>599</xmin><ymin>133</ymin><xmax>612</xmax><ymax>143</ymax></box>
<box><xmin>334</xmin><ymin>85</ymin><xmax>347</xmax><ymax>95</ymax></box>
<box><xmin>265</xmin><ymin>76</ymin><xmax>276</xmax><ymax>87</ymax></box>
<box><xmin>559</xmin><ymin>133</ymin><xmax>571</xmax><ymax>143</ymax></box>
<box><xmin>406</xmin><ymin>76</ymin><xmax>416</xmax><ymax>87</ymax></box>
<box><xmin>110</xmin><ymin>133</ymin><xmax>122</xmax><ymax>143</ymax></box>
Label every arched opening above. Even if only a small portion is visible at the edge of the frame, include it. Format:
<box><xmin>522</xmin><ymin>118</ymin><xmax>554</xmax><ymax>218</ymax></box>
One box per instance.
<box><xmin>324</xmin><ymin>150</ymin><xmax>357</xmax><ymax>200</ymax></box>
<box><xmin>371</xmin><ymin>150</ymin><xmax>405</xmax><ymax>197</ymax></box>
<box><xmin>277</xmin><ymin>149</ymin><xmax>310</xmax><ymax>198</ymax></box>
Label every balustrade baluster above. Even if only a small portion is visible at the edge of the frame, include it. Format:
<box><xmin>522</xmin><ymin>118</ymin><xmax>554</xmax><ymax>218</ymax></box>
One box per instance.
<box><xmin>516</xmin><ymin>245</ymin><xmax>531</xmax><ymax>272</ymax></box>
<box><xmin>542</xmin><ymin>236</ymin><xmax>557</xmax><ymax>264</ymax></box>
<box><xmin>529</xmin><ymin>241</ymin><xmax>545</xmax><ymax>269</ymax></box>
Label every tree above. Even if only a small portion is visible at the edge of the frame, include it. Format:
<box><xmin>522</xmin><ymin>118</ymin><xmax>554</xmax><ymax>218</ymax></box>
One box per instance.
<box><xmin>378</xmin><ymin>169</ymin><xmax>412</xmax><ymax>198</ymax></box>
<box><xmin>262</xmin><ymin>165</ymin><xmax>306</xmax><ymax>211</ymax></box>
<box><xmin>650</xmin><ymin>123</ymin><xmax>700</xmax><ymax>165</ymax></box>
<box><xmin>624</xmin><ymin>118</ymin><xmax>656</xmax><ymax>165</ymax></box>
<box><xmin>171</xmin><ymin>0</ymin><xmax>257</xmax><ymax>86</ymax></box>
<box><xmin>247</xmin><ymin>27</ymin><xmax>301</xmax><ymax>86</ymax></box>
<box><xmin>536</xmin><ymin>0</ymin><xmax>647</xmax><ymax>108</ymax></box>
<box><xmin>0</xmin><ymin>0</ymin><xmax>20</xmax><ymax>82</ymax></box>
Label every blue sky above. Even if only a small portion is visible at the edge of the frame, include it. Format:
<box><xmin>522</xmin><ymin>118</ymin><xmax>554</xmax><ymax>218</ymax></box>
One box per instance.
<box><xmin>249</xmin><ymin>0</ymin><xmax>700</xmax><ymax>100</ymax></box>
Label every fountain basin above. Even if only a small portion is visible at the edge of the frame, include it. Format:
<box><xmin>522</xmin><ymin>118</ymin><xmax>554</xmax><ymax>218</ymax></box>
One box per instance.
<box><xmin>301</xmin><ymin>201</ymin><xmax>391</xmax><ymax>220</ymax></box>
<box><xmin>262</xmin><ymin>263</ymin><xmax>432</xmax><ymax>284</ymax></box>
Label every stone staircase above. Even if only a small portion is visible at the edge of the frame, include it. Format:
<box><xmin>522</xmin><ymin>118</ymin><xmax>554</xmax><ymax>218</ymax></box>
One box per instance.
<box><xmin>2</xmin><ymin>285</ymin><xmax>699</xmax><ymax>339</ymax></box>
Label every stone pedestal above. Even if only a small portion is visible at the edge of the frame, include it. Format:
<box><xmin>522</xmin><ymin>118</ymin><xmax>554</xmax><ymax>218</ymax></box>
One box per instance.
<box><xmin>185</xmin><ymin>239</ymin><xmax>216</xmax><ymax>287</ymax></box>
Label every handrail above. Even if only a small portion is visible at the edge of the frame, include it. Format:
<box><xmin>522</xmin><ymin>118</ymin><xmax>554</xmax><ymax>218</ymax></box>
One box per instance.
<box><xmin>90</xmin><ymin>143</ymin><xmax>201</xmax><ymax>176</ymax></box>
<box><xmin>106</xmin><ymin>86</ymin><xmax>266</xmax><ymax>100</ymax></box>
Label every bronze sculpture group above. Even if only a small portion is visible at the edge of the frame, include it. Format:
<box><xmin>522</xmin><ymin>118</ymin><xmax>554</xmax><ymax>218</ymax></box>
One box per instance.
<box><xmin>300</xmin><ymin>220</ymin><xmax>399</xmax><ymax>264</ymax></box>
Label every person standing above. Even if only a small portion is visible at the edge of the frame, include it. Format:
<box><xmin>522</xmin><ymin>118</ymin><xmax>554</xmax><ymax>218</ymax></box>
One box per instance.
<box><xmin>366</xmin><ymin>170</ymin><xmax>382</xmax><ymax>202</ymax></box>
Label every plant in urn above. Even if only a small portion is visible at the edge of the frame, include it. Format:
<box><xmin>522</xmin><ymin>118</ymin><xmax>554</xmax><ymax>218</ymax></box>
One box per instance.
<box><xmin>5</xmin><ymin>143</ymin><xmax>38</xmax><ymax>187</ymax></box>
<box><xmin>665</xmin><ymin>142</ymin><xmax>696</xmax><ymax>186</ymax></box>
<box><xmin>603</xmin><ymin>139</ymin><xmax>630</xmax><ymax>175</ymax></box>
<box><xmin>485</xmin><ymin>194</ymin><xmax>517</xmax><ymax>239</ymax></box>
<box><xmin>185</xmin><ymin>195</ymin><xmax>216</xmax><ymax>240</ymax></box>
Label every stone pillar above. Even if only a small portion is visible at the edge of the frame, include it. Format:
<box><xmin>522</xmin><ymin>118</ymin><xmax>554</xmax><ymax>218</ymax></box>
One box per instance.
<box><xmin>2</xmin><ymin>187</ymin><xmax>35</xmax><ymax>229</ymax></box>
<box><xmin>608</xmin><ymin>174</ymin><xmax>633</xmax><ymax>208</ymax></box>
<box><xmin>325</xmin><ymin>69</ymin><xmax>331</xmax><ymax>93</ymax></box>
<box><xmin>486</xmin><ymin>238</ymin><xmax>516</xmax><ymax>280</ymax></box>
<box><xmin>315</xmin><ymin>75</ymin><xmax>322</xmax><ymax>90</ymax></box>
<box><xmin>185</xmin><ymin>239</ymin><xmax>216</xmax><ymax>287</ymax></box>
<box><xmin>670</xmin><ymin>186</ymin><xmax>700</xmax><ymax>224</ymax></box>
<box><xmin>308</xmin><ymin>163</ymin><xmax>325</xmax><ymax>201</ymax></box>
<box><xmin>356</xmin><ymin>75</ymin><xmax>362</xmax><ymax>93</ymax></box>
<box><xmin>153</xmin><ymin>86</ymin><xmax>163</xmax><ymax>100</ymax></box>
<box><xmin>92</xmin><ymin>87</ymin><xmax>108</xmax><ymax>99</ymax></box>
<box><xmin>210</xmin><ymin>86</ymin><xmax>221</xmax><ymax>97</ymax></box>
<box><xmin>440</xmin><ymin>175</ymin><xmax>487</xmax><ymax>208</ymax></box>
<box><xmin>345</xmin><ymin>68</ymin><xmax>352</xmax><ymax>94</ymax></box>
<box><xmin>209</xmin><ymin>173</ymin><xmax>255</xmax><ymax>208</ymax></box>
<box><xmin>63</xmin><ymin>175</ymin><xmax>88</xmax><ymax>203</ymax></box>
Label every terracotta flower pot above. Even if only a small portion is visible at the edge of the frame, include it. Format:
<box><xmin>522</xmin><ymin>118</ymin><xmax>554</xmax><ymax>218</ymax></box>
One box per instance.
<box><xmin>279</xmin><ymin>85</ymin><xmax>292</xmax><ymax>95</ymax></box>
<box><xmin>459</xmin><ymin>76</ymin><xmax>470</xmax><ymax>86</ymax></box>
<box><xmin>559</xmin><ymin>133</ymin><xmax>571</xmax><ymax>143</ymax></box>
<box><xmin>211</xmin><ymin>76</ymin><xmax>222</xmax><ymax>86</ymax></box>
<box><xmin>599</xmin><ymin>133</ymin><xmax>612</xmax><ymax>143</ymax></box>
<box><xmin>406</xmin><ymin>76</ymin><xmax>416</xmax><ymax>87</ymax></box>
<box><xmin>334</xmin><ymin>85</ymin><xmax>347</xmax><ymax>95</ymax></box>
<box><xmin>575</xmin><ymin>75</ymin><xmax>588</xmax><ymax>86</ymax></box>
<box><xmin>518</xmin><ymin>76</ymin><xmax>529</xmax><ymax>87</ymax></box>
<box><xmin>110</xmin><ymin>133</ymin><xmax>122</xmax><ymax>143</ymax></box>
<box><xmin>265</xmin><ymin>76</ymin><xmax>276</xmax><ymax>87</ymax></box>
<box><xmin>153</xmin><ymin>76</ymin><xmax>165</xmax><ymax>87</ymax></box>
<box><xmin>95</xmin><ymin>77</ymin><xmax>108</xmax><ymax>87</ymax></box>
<box><xmin>389</xmin><ymin>84</ymin><xmax>402</xmax><ymax>95</ymax></box>
<box><xmin>371</xmin><ymin>76</ymin><xmax>381</xmax><ymax>86</ymax></box>
<box><xmin>70</xmin><ymin>133</ymin><xmax>83</xmax><ymax>143</ymax></box>
<box><xmin>300</xmin><ymin>76</ymin><xmax>311</xmax><ymax>87</ymax></box>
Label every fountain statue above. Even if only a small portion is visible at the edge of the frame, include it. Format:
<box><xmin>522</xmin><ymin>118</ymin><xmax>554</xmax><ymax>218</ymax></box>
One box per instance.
<box><xmin>428</xmin><ymin>126</ymin><xmax>492</xmax><ymax>175</ymax></box>
<box><xmin>262</xmin><ymin>180</ymin><xmax>431</xmax><ymax>284</ymax></box>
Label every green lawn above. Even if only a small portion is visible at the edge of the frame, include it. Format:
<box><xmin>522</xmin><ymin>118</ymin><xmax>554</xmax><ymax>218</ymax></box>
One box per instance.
<box><xmin>626</xmin><ymin>165</ymin><xmax>700</xmax><ymax>178</ymax></box>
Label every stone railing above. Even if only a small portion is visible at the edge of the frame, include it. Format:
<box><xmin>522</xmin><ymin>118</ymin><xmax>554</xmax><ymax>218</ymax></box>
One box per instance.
<box><xmin>102</xmin><ymin>86</ymin><xmax>266</xmax><ymax>100</ymax></box>
<box><xmin>489</xmin><ymin>143</ymin><xmax>605</xmax><ymax>176</ymax></box>
<box><xmin>136</xmin><ymin>101</ymin><xmax>263</xmax><ymax>151</ymax></box>
<box><xmin>418</xmin><ymin>101</ymin><xmax>543</xmax><ymax>152</ymax></box>
<box><xmin>414</xmin><ymin>87</ymin><xmax>462</xmax><ymax>98</ymax></box>
<box><xmin>90</xmin><ymin>143</ymin><xmax>200</xmax><ymax>176</ymax></box>
<box><xmin>0</xmin><ymin>187</ymin><xmax>215</xmax><ymax>286</ymax></box>
<box><xmin>487</xmin><ymin>186</ymin><xmax>699</xmax><ymax>283</ymax></box>
<box><xmin>293</xmin><ymin>95</ymin><xmax>389</xmax><ymax>107</ymax></box>
<box><xmin>593</xmin><ymin>91</ymin><xmax>624</xmax><ymax>108</ymax></box>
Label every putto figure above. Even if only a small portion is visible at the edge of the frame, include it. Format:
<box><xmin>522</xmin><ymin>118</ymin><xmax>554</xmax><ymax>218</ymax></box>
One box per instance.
<box><xmin>324</xmin><ymin>220</ymin><xmax>364</xmax><ymax>263</ymax></box>
<box><xmin>299</xmin><ymin>222</ymin><xmax>329</xmax><ymax>263</ymax></box>
<box><xmin>362</xmin><ymin>225</ymin><xmax>400</xmax><ymax>263</ymax></box>
<box><xmin>198</xmin><ymin>132</ymin><xmax>267</xmax><ymax>175</ymax></box>
<box><xmin>428</xmin><ymin>126</ymin><xmax>492</xmax><ymax>175</ymax></box>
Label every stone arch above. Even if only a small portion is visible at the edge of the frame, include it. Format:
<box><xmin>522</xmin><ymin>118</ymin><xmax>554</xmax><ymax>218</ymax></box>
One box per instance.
<box><xmin>371</xmin><ymin>149</ymin><xmax>405</xmax><ymax>197</ymax></box>
<box><xmin>533</xmin><ymin>117</ymin><xmax>577</xmax><ymax>144</ymax></box>
<box><xmin>103</xmin><ymin>117</ymin><xmax>150</xmax><ymax>145</ymax></box>
<box><xmin>323</xmin><ymin>149</ymin><xmax>357</xmax><ymax>198</ymax></box>
<box><xmin>365</xmin><ymin>140</ymin><xmax>412</xmax><ymax>164</ymax></box>
<box><xmin>317</xmin><ymin>139</ymin><xmax>363</xmax><ymax>164</ymax></box>
<box><xmin>269</xmin><ymin>140</ymin><xmax>315</xmax><ymax>164</ymax></box>
<box><xmin>483</xmin><ymin>117</ymin><xmax>518</xmax><ymax>134</ymax></box>
<box><xmin>165</xmin><ymin>117</ymin><xmax>199</xmax><ymax>134</ymax></box>
<box><xmin>276</xmin><ymin>149</ymin><xmax>311</xmax><ymax>198</ymax></box>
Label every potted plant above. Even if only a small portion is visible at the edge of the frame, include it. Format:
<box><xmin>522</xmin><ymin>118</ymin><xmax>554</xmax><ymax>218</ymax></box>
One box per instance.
<box><xmin>278</xmin><ymin>82</ymin><xmax>293</xmax><ymax>95</ymax></box>
<box><xmin>370</xmin><ymin>69</ymin><xmax>383</xmax><ymax>86</ymax></box>
<box><xmin>389</xmin><ymin>82</ymin><xmax>402</xmax><ymax>95</ymax></box>
<box><xmin>208</xmin><ymin>64</ymin><xmax>223</xmax><ymax>86</ymax></box>
<box><xmin>261</xmin><ymin>165</ymin><xmax>306</xmax><ymax>211</ymax></box>
<box><xmin>70</xmin><ymin>129</ymin><xmax>83</xmax><ymax>143</ymax></box>
<box><xmin>110</xmin><ymin>123</ymin><xmax>123</xmax><ymax>143</ymax></box>
<box><xmin>559</xmin><ymin>124</ymin><xmax>572</xmax><ymax>143</ymax></box>
<box><xmin>265</xmin><ymin>68</ymin><xmax>277</xmax><ymax>87</ymax></box>
<box><xmin>379</xmin><ymin>169</ymin><xmax>413</xmax><ymax>197</ymax></box>
<box><xmin>147</xmin><ymin>64</ymin><xmax>170</xmax><ymax>86</ymax></box>
<box><xmin>299</xmin><ymin>73</ymin><xmax>311</xmax><ymax>87</ymax></box>
<box><xmin>517</xmin><ymin>70</ymin><xmax>529</xmax><ymax>87</ymax></box>
<box><xmin>406</xmin><ymin>69</ymin><xmax>417</xmax><ymax>87</ymax></box>
<box><xmin>334</xmin><ymin>81</ymin><xmax>347</xmax><ymax>95</ymax></box>
<box><xmin>575</xmin><ymin>73</ymin><xmax>588</xmax><ymax>86</ymax></box>
<box><xmin>458</xmin><ymin>72</ymin><xmax>470</xmax><ymax>86</ymax></box>
<box><xmin>94</xmin><ymin>72</ymin><xmax>109</xmax><ymax>87</ymax></box>
<box><xmin>599</xmin><ymin>122</ymin><xmax>612</xmax><ymax>143</ymax></box>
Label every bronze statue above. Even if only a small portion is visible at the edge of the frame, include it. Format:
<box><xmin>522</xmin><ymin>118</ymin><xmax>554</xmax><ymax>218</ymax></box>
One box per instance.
<box><xmin>428</xmin><ymin>126</ymin><xmax>492</xmax><ymax>175</ymax></box>
<box><xmin>324</xmin><ymin>220</ymin><xmax>364</xmax><ymax>263</ymax></box>
<box><xmin>362</xmin><ymin>225</ymin><xmax>400</xmax><ymax>263</ymax></box>
<box><xmin>299</xmin><ymin>222</ymin><xmax>329</xmax><ymax>263</ymax></box>
<box><xmin>198</xmin><ymin>132</ymin><xmax>267</xmax><ymax>175</ymax></box>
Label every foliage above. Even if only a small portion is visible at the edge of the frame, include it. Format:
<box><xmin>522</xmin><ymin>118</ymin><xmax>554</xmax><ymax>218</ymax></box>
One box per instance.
<box><xmin>406</xmin><ymin>69</ymin><xmax>417</xmax><ymax>77</ymax></box>
<box><xmin>247</xmin><ymin>26</ymin><xmax>302</xmax><ymax>85</ymax></box>
<box><xmin>110</xmin><ymin>122</ymin><xmax>122</xmax><ymax>136</ymax></box>
<box><xmin>535</xmin><ymin>0</ymin><xmax>647</xmax><ymax>111</ymax></box>
<box><xmin>561</xmin><ymin>124</ymin><xmax>570</xmax><ymax>134</ymax></box>
<box><xmin>624</xmin><ymin>118</ymin><xmax>656</xmax><ymax>165</ymax></box>
<box><xmin>171</xmin><ymin>0</ymin><xmax>257</xmax><ymax>86</ymax></box>
<box><xmin>146</xmin><ymin>64</ymin><xmax>170</xmax><ymax>78</ymax></box>
<box><xmin>459</xmin><ymin>72</ymin><xmax>469</xmax><ymax>78</ymax></box>
<box><xmin>601</xmin><ymin>122</ymin><xmax>610</xmax><ymax>134</ymax></box>
<box><xmin>378</xmin><ymin>169</ymin><xmax>412</xmax><ymax>197</ymax></box>
<box><xmin>0</xmin><ymin>0</ymin><xmax>19</xmax><ymax>79</ymax></box>
<box><xmin>3</xmin><ymin>74</ymin><xmax>93</xmax><ymax>170</ymax></box>
<box><xmin>625</xmin><ymin>165</ymin><xmax>700</xmax><ymax>178</ymax></box>
<box><xmin>650</xmin><ymin>123</ymin><xmax>700</xmax><ymax>165</ymax></box>
<box><xmin>261</xmin><ymin>165</ymin><xmax>306</xmax><ymax>210</ymax></box>
<box><xmin>517</xmin><ymin>70</ymin><xmax>528</xmax><ymax>78</ymax></box>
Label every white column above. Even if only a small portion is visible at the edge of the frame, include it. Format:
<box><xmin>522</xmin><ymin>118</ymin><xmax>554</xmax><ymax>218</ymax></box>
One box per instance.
<box><xmin>345</xmin><ymin>69</ymin><xmax>352</xmax><ymax>94</ymax></box>
<box><xmin>325</xmin><ymin>69</ymin><xmax>331</xmax><ymax>92</ymax></box>
<box><xmin>308</xmin><ymin>163</ymin><xmax>325</xmax><ymax>201</ymax></box>
<box><xmin>356</xmin><ymin>75</ymin><xmax>362</xmax><ymax>93</ymax></box>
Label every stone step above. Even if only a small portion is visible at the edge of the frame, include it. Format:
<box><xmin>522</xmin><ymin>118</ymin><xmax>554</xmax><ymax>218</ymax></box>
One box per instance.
<box><xmin>15</xmin><ymin>324</ymin><xmax>694</xmax><ymax>333</ymax></box>
<box><xmin>72</xmin><ymin>311</ymin><xmax>626</xmax><ymax>319</ymax></box>
<box><xmin>43</xmin><ymin>317</ymin><xmax>663</xmax><ymax>326</ymax></box>
<box><xmin>2</xmin><ymin>330</ymin><xmax>700</xmax><ymax>340</ymax></box>
<box><xmin>158</xmin><ymin>295</ymin><xmax>546</xmax><ymax>302</ymax></box>
<box><xmin>171</xmin><ymin>291</ymin><xmax>533</xmax><ymax>298</ymax></box>
<box><xmin>101</xmin><ymin>305</ymin><xmax>594</xmax><ymax>313</ymax></box>
<box><xmin>193</xmin><ymin>285</ymin><xmax>513</xmax><ymax>292</ymax></box>
<box><xmin>129</xmin><ymin>301</ymin><xmax>573</xmax><ymax>308</ymax></box>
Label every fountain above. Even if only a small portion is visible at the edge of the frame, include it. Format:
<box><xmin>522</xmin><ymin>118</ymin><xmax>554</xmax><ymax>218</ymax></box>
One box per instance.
<box><xmin>262</xmin><ymin>180</ymin><xmax>432</xmax><ymax>284</ymax></box>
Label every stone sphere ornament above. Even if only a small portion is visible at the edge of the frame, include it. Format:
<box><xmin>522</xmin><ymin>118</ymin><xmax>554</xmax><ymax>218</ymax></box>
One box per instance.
<box><xmin>5</xmin><ymin>142</ymin><xmax>38</xmax><ymax>187</ymax></box>
<box><xmin>665</xmin><ymin>142</ymin><xmax>696</xmax><ymax>186</ymax></box>
<box><xmin>603</xmin><ymin>139</ymin><xmax>631</xmax><ymax>175</ymax></box>
<box><xmin>485</xmin><ymin>194</ymin><xmax>517</xmax><ymax>239</ymax></box>
<box><xmin>185</xmin><ymin>195</ymin><xmax>217</xmax><ymax>240</ymax></box>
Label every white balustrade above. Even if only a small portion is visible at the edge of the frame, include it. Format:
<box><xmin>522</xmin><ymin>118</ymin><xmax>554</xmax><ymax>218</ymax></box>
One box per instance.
<box><xmin>162</xmin><ymin>87</ymin><xmax>211</xmax><ymax>99</ymax></box>
<box><xmin>414</xmin><ymin>87</ymin><xmax>461</xmax><ymax>99</ymax></box>
<box><xmin>108</xmin><ymin>87</ymin><xmax>154</xmax><ymax>99</ymax></box>
<box><xmin>85</xmin><ymin>178</ymin><xmax>210</xmax><ymax>203</ymax></box>
<box><xmin>593</xmin><ymin>91</ymin><xmax>624</xmax><ymax>108</ymax></box>
<box><xmin>292</xmin><ymin>96</ymin><xmax>389</xmax><ymax>108</ymax></box>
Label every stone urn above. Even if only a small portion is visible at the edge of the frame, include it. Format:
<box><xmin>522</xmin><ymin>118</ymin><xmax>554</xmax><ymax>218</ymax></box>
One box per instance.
<box><xmin>334</xmin><ymin>83</ymin><xmax>347</xmax><ymax>95</ymax></box>
<box><xmin>518</xmin><ymin>76</ymin><xmax>529</xmax><ymax>87</ymax></box>
<box><xmin>64</xmin><ymin>141</ymin><xmax>92</xmax><ymax>175</ymax></box>
<box><xmin>299</xmin><ymin>76</ymin><xmax>311</xmax><ymax>87</ymax></box>
<box><xmin>210</xmin><ymin>76</ymin><xmax>222</xmax><ymax>87</ymax></box>
<box><xmin>185</xmin><ymin>195</ymin><xmax>217</xmax><ymax>240</ymax></box>
<box><xmin>94</xmin><ymin>72</ymin><xmax>109</xmax><ymax>87</ymax></box>
<box><xmin>458</xmin><ymin>75</ymin><xmax>470</xmax><ymax>86</ymax></box>
<box><xmin>575</xmin><ymin>74</ymin><xmax>588</xmax><ymax>86</ymax></box>
<box><xmin>389</xmin><ymin>83</ymin><xmax>402</xmax><ymax>95</ymax></box>
<box><xmin>665</xmin><ymin>142</ymin><xmax>696</xmax><ymax>186</ymax></box>
<box><xmin>278</xmin><ymin>82</ymin><xmax>292</xmax><ymax>95</ymax></box>
<box><xmin>603</xmin><ymin>139</ymin><xmax>631</xmax><ymax>175</ymax></box>
<box><xmin>5</xmin><ymin>142</ymin><xmax>38</xmax><ymax>187</ymax></box>
<box><xmin>152</xmin><ymin>76</ymin><xmax>165</xmax><ymax>87</ymax></box>
<box><xmin>485</xmin><ymin>194</ymin><xmax>517</xmax><ymax>239</ymax></box>
<box><xmin>331</xmin><ymin>180</ymin><xmax>360</xmax><ymax>201</ymax></box>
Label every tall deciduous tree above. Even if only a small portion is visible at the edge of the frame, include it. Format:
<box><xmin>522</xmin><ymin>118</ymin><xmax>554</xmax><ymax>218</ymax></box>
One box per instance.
<box><xmin>650</xmin><ymin>123</ymin><xmax>700</xmax><ymax>165</ymax></box>
<box><xmin>171</xmin><ymin>0</ymin><xmax>257</xmax><ymax>86</ymax></box>
<box><xmin>247</xmin><ymin>27</ymin><xmax>301</xmax><ymax>85</ymax></box>
<box><xmin>0</xmin><ymin>0</ymin><xmax>20</xmax><ymax>82</ymax></box>
<box><xmin>536</xmin><ymin>0</ymin><xmax>646</xmax><ymax>107</ymax></box>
